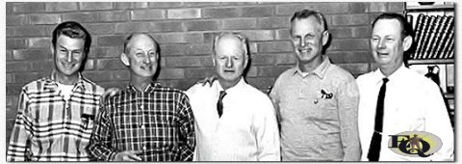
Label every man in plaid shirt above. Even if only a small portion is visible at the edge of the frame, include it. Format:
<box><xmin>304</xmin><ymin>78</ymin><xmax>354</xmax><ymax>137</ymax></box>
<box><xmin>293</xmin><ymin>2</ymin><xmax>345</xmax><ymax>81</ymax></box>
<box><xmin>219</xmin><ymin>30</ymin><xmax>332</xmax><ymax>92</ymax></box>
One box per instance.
<box><xmin>7</xmin><ymin>21</ymin><xmax>105</xmax><ymax>161</ymax></box>
<box><xmin>87</xmin><ymin>33</ymin><xmax>196</xmax><ymax>161</ymax></box>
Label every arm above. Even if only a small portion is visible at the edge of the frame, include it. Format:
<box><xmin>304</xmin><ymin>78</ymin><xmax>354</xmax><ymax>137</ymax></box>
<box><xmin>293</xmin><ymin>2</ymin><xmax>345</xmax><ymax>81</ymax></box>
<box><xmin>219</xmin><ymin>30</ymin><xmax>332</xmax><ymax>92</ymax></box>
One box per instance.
<box><xmin>255</xmin><ymin>98</ymin><xmax>281</xmax><ymax>161</ymax></box>
<box><xmin>337</xmin><ymin>78</ymin><xmax>361</xmax><ymax>161</ymax></box>
<box><xmin>425</xmin><ymin>83</ymin><xmax>454</xmax><ymax>161</ymax></box>
<box><xmin>269</xmin><ymin>79</ymin><xmax>281</xmax><ymax>129</ymax></box>
<box><xmin>7</xmin><ymin>89</ymin><xmax>32</xmax><ymax>161</ymax></box>
<box><xmin>87</xmin><ymin>99</ymin><xmax>117</xmax><ymax>161</ymax></box>
<box><xmin>176</xmin><ymin>94</ymin><xmax>196</xmax><ymax>161</ymax></box>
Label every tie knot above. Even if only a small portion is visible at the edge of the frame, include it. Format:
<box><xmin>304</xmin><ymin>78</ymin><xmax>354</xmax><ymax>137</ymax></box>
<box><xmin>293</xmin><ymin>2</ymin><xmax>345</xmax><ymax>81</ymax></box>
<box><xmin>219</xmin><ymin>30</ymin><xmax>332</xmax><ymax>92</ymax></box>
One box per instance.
<box><xmin>219</xmin><ymin>91</ymin><xmax>227</xmax><ymax>100</ymax></box>
<box><xmin>382</xmin><ymin>78</ymin><xmax>389</xmax><ymax>84</ymax></box>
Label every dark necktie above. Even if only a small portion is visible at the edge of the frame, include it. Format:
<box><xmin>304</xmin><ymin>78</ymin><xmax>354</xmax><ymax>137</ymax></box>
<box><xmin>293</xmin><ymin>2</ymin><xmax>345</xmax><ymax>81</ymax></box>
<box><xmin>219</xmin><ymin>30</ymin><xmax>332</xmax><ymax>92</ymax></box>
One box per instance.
<box><xmin>367</xmin><ymin>78</ymin><xmax>389</xmax><ymax>161</ymax></box>
<box><xmin>217</xmin><ymin>91</ymin><xmax>227</xmax><ymax>118</ymax></box>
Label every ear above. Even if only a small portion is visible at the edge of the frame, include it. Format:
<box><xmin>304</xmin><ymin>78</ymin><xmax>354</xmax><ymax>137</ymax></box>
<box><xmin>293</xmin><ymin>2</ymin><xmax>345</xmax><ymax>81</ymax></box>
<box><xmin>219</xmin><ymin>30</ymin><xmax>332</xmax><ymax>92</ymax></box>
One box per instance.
<box><xmin>321</xmin><ymin>30</ymin><xmax>329</xmax><ymax>46</ymax></box>
<box><xmin>403</xmin><ymin>35</ymin><xmax>413</xmax><ymax>51</ymax></box>
<box><xmin>120</xmin><ymin>53</ymin><xmax>130</xmax><ymax>66</ymax></box>
<box><xmin>50</xmin><ymin>44</ymin><xmax>55</xmax><ymax>56</ymax></box>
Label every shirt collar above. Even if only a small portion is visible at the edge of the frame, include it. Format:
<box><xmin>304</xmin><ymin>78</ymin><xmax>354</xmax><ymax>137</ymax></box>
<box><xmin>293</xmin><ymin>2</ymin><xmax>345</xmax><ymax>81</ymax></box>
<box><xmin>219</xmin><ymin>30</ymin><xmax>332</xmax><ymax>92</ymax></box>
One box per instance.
<box><xmin>127</xmin><ymin>81</ymin><xmax>160</xmax><ymax>93</ymax></box>
<box><xmin>373</xmin><ymin>63</ymin><xmax>406</xmax><ymax>85</ymax></box>
<box><xmin>292</xmin><ymin>56</ymin><xmax>331</xmax><ymax>79</ymax></box>
<box><xmin>44</xmin><ymin>71</ymin><xmax>86</xmax><ymax>92</ymax></box>
<box><xmin>216</xmin><ymin>77</ymin><xmax>246</xmax><ymax>93</ymax></box>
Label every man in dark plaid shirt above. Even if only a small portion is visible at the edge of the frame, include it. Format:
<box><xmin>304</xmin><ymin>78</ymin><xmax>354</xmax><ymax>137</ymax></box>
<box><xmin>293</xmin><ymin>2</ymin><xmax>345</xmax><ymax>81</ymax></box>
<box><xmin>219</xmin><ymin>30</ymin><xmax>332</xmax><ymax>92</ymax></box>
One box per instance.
<box><xmin>88</xmin><ymin>33</ymin><xmax>196</xmax><ymax>161</ymax></box>
<box><xmin>7</xmin><ymin>21</ymin><xmax>105</xmax><ymax>161</ymax></box>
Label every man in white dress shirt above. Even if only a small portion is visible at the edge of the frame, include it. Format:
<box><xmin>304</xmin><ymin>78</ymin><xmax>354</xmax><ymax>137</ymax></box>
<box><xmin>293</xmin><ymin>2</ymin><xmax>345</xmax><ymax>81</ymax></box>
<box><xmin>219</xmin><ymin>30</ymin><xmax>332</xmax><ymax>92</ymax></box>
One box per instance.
<box><xmin>356</xmin><ymin>13</ymin><xmax>453</xmax><ymax>161</ymax></box>
<box><xmin>185</xmin><ymin>32</ymin><xmax>280</xmax><ymax>161</ymax></box>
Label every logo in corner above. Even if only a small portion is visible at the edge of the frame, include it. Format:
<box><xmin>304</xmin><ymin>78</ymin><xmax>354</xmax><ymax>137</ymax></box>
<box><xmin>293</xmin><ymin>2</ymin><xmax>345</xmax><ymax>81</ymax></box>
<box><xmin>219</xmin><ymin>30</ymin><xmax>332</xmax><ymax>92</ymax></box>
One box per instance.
<box><xmin>388</xmin><ymin>131</ymin><xmax>442</xmax><ymax>157</ymax></box>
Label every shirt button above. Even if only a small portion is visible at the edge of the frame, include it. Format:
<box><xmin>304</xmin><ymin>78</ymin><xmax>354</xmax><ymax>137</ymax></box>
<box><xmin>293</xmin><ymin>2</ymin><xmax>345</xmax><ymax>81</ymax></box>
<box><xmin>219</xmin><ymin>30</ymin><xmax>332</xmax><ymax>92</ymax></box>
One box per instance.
<box><xmin>143</xmin><ymin>146</ymin><xmax>147</xmax><ymax>150</ymax></box>
<box><xmin>139</xmin><ymin>105</ymin><xmax>144</xmax><ymax>110</ymax></box>
<box><xmin>141</xmin><ymin>125</ymin><xmax>145</xmax><ymax>129</ymax></box>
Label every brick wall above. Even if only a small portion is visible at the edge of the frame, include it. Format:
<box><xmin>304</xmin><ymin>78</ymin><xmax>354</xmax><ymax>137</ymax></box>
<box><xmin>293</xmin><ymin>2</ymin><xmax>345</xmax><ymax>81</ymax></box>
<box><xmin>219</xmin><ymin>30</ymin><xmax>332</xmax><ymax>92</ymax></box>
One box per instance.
<box><xmin>5</xmin><ymin>2</ymin><xmax>404</xmax><ymax>145</ymax></box>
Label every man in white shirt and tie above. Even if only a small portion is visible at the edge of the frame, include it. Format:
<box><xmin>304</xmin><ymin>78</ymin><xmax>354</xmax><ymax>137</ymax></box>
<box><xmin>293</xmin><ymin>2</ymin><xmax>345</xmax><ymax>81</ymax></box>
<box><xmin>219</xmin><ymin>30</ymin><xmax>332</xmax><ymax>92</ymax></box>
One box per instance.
<box><xmin>185</xmin><ymin>32</ymin><xmax>280</xmax><ymax>161</ymax></box>
<box><xmin>356</xmin><ymin>13</ymin><xmax>453</xmax><ymax>161</ymax></box>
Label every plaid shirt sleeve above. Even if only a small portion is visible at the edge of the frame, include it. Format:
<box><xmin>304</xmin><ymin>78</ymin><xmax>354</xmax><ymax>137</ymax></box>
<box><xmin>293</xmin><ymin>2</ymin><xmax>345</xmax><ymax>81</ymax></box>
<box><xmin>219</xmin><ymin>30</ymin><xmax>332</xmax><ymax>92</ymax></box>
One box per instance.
<box><xmin>176</xmin><ymin>93</ymin><xmax>196</xmax><ymax>161</ymax></box>
<box><xmin>7</xmin><ymin>88</ymin><xmax>32</xmax><ymax>161</ymax></box>
<box><xmin>87</xmin><ymin>99</ymin><xmax>117</xmax><ymax>161</ymax></box>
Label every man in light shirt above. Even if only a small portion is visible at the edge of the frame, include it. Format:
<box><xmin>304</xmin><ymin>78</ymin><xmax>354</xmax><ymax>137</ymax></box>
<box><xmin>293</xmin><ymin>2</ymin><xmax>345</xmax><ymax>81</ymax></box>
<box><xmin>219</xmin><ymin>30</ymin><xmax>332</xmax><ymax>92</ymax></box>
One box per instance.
<box><xmin>186</xmin><ymin>32</ymin><xmax>280</xmax><ymax>161</ymax></box>
<box><xmin>356</xmin><ymin>12</ymin><xmax>454</xmax><ymax>161</ymax></box>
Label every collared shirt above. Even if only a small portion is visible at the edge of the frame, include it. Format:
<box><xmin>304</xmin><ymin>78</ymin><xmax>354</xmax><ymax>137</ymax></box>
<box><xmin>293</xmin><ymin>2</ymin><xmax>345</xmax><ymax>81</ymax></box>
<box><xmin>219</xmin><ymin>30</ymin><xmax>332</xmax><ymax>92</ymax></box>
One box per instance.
<box><xmin>186</xmin><ymin>78</ymin><xmax>280</xmax><ymax>161</ymax></box>
<box><xmin>7</xmin><ymin>72</ymin><xmax>105</xmax><ymax>161</ymax></box>
<box><xmin>270</xmin><ymin>56</ymin><xmax>360</xmax><ymax>161</ymax></box>
<box><xmin>356</xmin><ymin>64</ymin><xmax>454</xmax><ymax>161</ymax></box>
<box><xmin>88</xmin><ymin>82</ymin><xmax>195</xmax><ymax>161</ymax></box>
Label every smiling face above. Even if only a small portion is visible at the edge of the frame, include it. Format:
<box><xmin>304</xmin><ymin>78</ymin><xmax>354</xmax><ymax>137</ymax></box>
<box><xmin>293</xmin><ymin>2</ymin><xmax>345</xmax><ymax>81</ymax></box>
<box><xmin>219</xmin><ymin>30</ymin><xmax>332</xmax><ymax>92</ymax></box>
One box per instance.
<box><xmin>121</xmin><ymin>34</ymin><xmax>159</xmax><ymax>78</ymax></box>
<box><xmin>52</xmin><ymin>35</ymin><xmax>86</xmax><ymax>77</ymax></box>
<box><xmin>213</xmin><ymin>34</ymin><xmax>248</xmax><ymax>86</ymax></box>
<box><xmin>290</xmin><ymin>16</ymin><xmax>328</xmax><ymax>66</ymax></box>
<box><xmin>370</xmin><ymin>19</ymin><xmax>411</xmax><ymax>72</ymax></box>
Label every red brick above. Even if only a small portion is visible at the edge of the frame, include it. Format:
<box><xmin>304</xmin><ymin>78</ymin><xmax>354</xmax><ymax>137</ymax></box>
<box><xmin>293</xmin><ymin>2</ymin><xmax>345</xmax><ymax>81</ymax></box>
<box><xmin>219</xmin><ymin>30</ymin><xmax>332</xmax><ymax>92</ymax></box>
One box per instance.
<box><xmin>257</xmin><ymin>66</ymin><xmax>291</xmax><ymax>77</ymax></box>
<box><xmin>221</xmin><ymin>18</ymin><xmax>257</xmax><ymax>30</ymax></box>
<box><xmin>6</xmin><ymin>3</ymin><xmax>14</xmax><ymax>15</ymax></box>
<box><xmin>6</xmin><ymin>38</ymin><xmax>27</xmax><ymax>49</ymax></box>
<box><xmin>148</xmin><ymin>2</ymin><xmax>182</xmax><ymax>8</ymax></box>
<box><xmin>96</xmin><ymin>59</ymin><xmax>125</xmax><ymax>70</ymax></box>
<box><xmin>150</xmin><ymin>22</ymin><xmax>184</xmax><ymax>32</ymax></box>
<box><xmin>114</xmin><ymin>2</ymin><xmax>149</xmax><ymax>9</ymax></box>
<box><xmin>86</xmin><ymin>24</ymin><xmax>116</xmax><ymax>35</ymax></box>
<box><xmin>95</xmin><ymin>47</ymin><xmax>122</xmax><ymax>58</ymax></box>
<box><xmin>184</xmin><ymin>67</ymin><xmax>215</xmax><ymax>79</ymax></box>
<box><xmin>276</xmin><ymin>3</ymin><xmax>350</xmax><ymax>16</ymax></box>
<box><xmin>352</xmin><ymin>26</ymin><xmax>371</xmax><ymax>38</ymax></box>
<box><xmin>275</xmin><ymin>29</ymin><xmax>291</xmax><ymax>40</ymax></box>
<box><xmin>158</xmin><ymin>68</ymin><xmax>185</xmax><ymax>79</ymax></box>
<box><xmin>112</xmin><ymin>70</ymin><xmax>130</xmax><ymax>80</ymax></box>
<box><xmin>11</xmin><ymin>26</ymin><xmax>51</xmax><ymax>37</ymax></box>
<box><xmin>6</xmin><ymin>15</ymin><xmax>27</xmax><ymax>26</ymax></box>
<box><xmin>202</xmin><ymin>7</ymin><xmax>239</xmax><ymax>18</ymax></box>
<box><xmin>29</xmin><ymin>14</ymin><xmax>61</xmax><ymax>25</ymax></box>
<box><xmin>97</xmin><ymin>81</ymin><xmax>128</xmax><ymax>89</ymax></box>
<box><xmin>388</xmin><ymin>2</ymin><xmax>405</xmax><ymax>12</ymax></box>
<box><xmin>367</xmin><ymin>2</ymin><xmax>387</xmax><ymax>12</ymax></box>
<box><xmin>29</xmin><ymin>60</ymin><xmax>53</xmax><ymax>72</ymax></box>
<box><xmin>83</xmin><ymin>59</ymin><xmax>95</xmax><ymax>71</ymax></box>
<box><xmin>241</xmin><ymin>6</ymin><xmax>274</xmax><ymax>17</ymax></box>
<box><xmin>246</xmin><ymin>77</ymin><xmax>276</xmax><ymax>92</ymax></box>
<box><xmin>12</xmin><ymin>2</ymin><xmax>46</xmax><ymax>13</ymax></box>
<box><xmin>6</xmin><ymin>96</ymin><xmax>18</xmax><ymax>107</ymax></box>
<box><xmin>164</xmin><ymin>56</ymin><xmax>212</xmax><ymax>67</ymax></box>
<box><xmin>331</xmin><ymin>14</ymin><xmax>371</xmax><ymax>26</ymax></box>
<box><xmin>252</xmin><ymin>53</ymin><xmax>296</xmax><ymax>66</ymax></box>
<box><xmin>327</xmin><ymin>51</ymin><xmax>373</xmax><ymax>63</ymax></box>
<box><xmin>161</xmin><ymin>43</ymin><xmax>212</xmax><ymax>56</ymax></box>
<box><xmin>154</xmin><ymin>33</ymin><xmax>204</xmax><ymax>44</ymax></box>
<box><xmin>258</xmin><ymin>17</ymin><xmax>289</xmax><ymax>29</ymax></box>
<box><xmin>98</xmin><ymin>11</ymin><xmax>129</xmax><ymax>22</ymax></box>
<box><xmin>14</xmin><ymin>72</ymin><xmax>43</xmax><ymax>85</ymax></box>
<box><xmin>83</xmin><ymin>71</ymin><xmax>113</xmax><ymax>82</ymax></box>
<box><xmin>203</xmin><ymin>32</ymin><xmax>222</xmax><ymax>43</ymax></box>
<box><xmin>336</xmin><ymin>63</ymin><xmax>369</xmax><ymax>76</ymax></box>
<box><xmin>7</xmin><ymin>50</ymin><xmax>13</xmax><ymax>60</ymax></box>
<box><xmin>182</xmin><ymin>2</ymin><xmax>219</xmax><ymax>7</ymax></box>
<box><xmin>219</xmin><ymin>2</ymin><xmax>257</xmax><ymax>6</ymax></box>
<box><xmin>7</xmin><ymin>62</ymin><xmax>29</xmax><ymax>72</ymax></box>
<box><xmin>97</xmin><ymin>35</ymin><xmax>125</xmax><ymax>47</ymax></box>
<box><xmin>330</xmin><ymin>39</ymin><xmax>369</xmax><ymax>51</ymax></box>
<box><xmin>131</xmin><ymin>9</ymin><xmax>165</xmax><ymax>20</ymax></box>
<box><xmin>45</xmin><ymin>2</ymin><xmax>78</xmax><ymax>12</ymax></box>
<box><xmin>7</xmin><ymin>84</ymin><xmax>23</xmax><ymax>96</ymax></box>
<box><xmin>62</xmin><ymin>12</ymin><xmax>98</xmax><ymax>23</ymax></box>
<box><xmin>183</xmin><ymin>20</ymin><xmax>219</xmax><ymax>31</ymax></box>
<box><xmin>257</xmin><ymin>41</ymin><xmax>293</xmax><ymax>53</ymax></box>
<box><xmin>348</xmin><ymin>2</ymin><xmax>368</xmax><ymax>13</ymax></box>
<box><xmin>330</xmin><ymin>27</ymin><xmax>354</xmax><ymax>39</ymax></box>
<box><xmin>240</xmin><ymin>30</ymin><xmax>274</xmax><ymax>41</ymax></box>
<box><xmin>79</xmin><ymin>2</ymin><xmax>113</xmax><ymax>11</ymax></box>
<box><xmin>28</xmin><ymin>37</ymin><xmax>51</xmax><ymax>48</ymax></box>
<box><xmin>115</xmin><ymin>22</ymin><xmax>183</xmax><ymax>33</ymax></box>
<box><xmin>13</xmin><ymin>49</ymin><xmax>49</xmax><ymax>60</ymax></box>
<box><xmin>168</xmin><ymin>8</ymin><xmax>201</xmax><ymax>19</ymax></box>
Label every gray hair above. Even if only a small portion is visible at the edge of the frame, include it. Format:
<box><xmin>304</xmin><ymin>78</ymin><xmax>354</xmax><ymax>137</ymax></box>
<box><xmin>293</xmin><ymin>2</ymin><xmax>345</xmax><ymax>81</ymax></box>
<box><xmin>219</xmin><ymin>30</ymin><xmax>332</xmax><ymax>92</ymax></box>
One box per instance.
<box><xmin>212</xmin><ymin>32</ymin><xmax>250</xmax><ymax>57</ymax></box>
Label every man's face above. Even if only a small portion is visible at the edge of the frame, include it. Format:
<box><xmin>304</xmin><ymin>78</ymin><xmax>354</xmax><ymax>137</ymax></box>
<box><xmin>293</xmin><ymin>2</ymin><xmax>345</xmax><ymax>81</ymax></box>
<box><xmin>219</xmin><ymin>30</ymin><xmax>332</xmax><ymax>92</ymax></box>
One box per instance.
<box><xmin>290</xmin><ymin>17</ymin><xmax>327</xmax><ymax>64</ymax></box>
<box><xmin>213</xmin><ymin>36</ymin><xmax>247</xmax><ymax>84</ymax></box>
<box><xmin>370</xmin><ymin>19</ymin><xmax>406</xmax><ymax>68</ymax></box>
<box><xmin>53</xmin><ymin>35</ymin><xmax>86</xmax><ymax>76</ymax></box>
<box><xmin>123</xmin><ymin>35</ymin><xmax>158</xmax><ymax>78</ymax></box>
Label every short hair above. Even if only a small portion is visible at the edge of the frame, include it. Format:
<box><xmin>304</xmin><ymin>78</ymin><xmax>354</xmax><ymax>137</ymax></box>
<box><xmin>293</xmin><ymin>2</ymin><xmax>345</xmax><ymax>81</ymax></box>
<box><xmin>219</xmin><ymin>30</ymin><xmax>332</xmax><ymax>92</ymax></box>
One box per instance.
<box><xmin>123</xmin><ymin>32</ymin><xmax>160</xmax><ymax>54</ymax></box>
<box><xmin>290</xmin><ymin>9</ymin><xmax>329</xmax><ymax>32</ymax></box>
<box><xmin>52</xmin><ymin>21</ymin><xmax>92</xmax><ymax>55</ymax></box>
<box><xmin>212</xmin><ymin>32</ymin><xmax>250</xmax><ymax>58</ymax></box>
<box><xmin>371</xmin><ymin>12</ymin><xmax>414</xmax><ymax>39</ymax></box>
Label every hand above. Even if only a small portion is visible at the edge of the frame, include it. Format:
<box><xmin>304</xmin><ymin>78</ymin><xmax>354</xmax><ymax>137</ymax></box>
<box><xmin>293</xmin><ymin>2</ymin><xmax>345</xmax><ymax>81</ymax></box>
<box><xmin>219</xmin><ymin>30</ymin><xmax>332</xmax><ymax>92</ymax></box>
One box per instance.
<box><xmin>197</xmin><ymin>76</ymin><xmax>217</xmax><ymax>87</ymax></box>
<box><xmin>101</xmin><ymin>87</ymin><xmax>120</xmax><ymax>105</ymax></box>
<box><xmin>113</xmin><ymin>150</ymin><xmax>143</xmax><ymax>161</ymax></box>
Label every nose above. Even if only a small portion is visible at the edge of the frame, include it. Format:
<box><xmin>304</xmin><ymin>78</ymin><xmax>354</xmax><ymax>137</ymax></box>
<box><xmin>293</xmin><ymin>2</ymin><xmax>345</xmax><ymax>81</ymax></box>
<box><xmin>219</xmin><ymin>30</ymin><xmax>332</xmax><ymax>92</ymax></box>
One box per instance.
<box><xmin>67</xmin><ymin>52</ymin><xmax>73</xmax><ymax>63</ymax></box>
<box><xmin>299</xmin><ymin>37</ymin><xmax>306</xmax><ymax>47</ymax></box>
<box><xmin>225</xmin><ymin>58</ymin><xmax>233</xmax><ymax>68</ymax></box>
<box><xmin>378</xmin><ymin>39</ymin><xmax>386</xmax><ymax>49</ymax></box>
<box><xmin>143</xmin><ymin>54</ymin><xmax>152</xmax><ymax>64</ymax></box>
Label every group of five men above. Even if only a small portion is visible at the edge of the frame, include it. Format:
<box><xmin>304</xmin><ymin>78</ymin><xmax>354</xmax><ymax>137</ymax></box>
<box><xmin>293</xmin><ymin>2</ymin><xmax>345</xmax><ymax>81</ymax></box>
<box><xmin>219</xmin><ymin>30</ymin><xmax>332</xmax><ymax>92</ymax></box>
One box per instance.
<box><xmin>7</xmin><ymin>9</ymin><xmax>453</xmax><ymax>161</ymax></box>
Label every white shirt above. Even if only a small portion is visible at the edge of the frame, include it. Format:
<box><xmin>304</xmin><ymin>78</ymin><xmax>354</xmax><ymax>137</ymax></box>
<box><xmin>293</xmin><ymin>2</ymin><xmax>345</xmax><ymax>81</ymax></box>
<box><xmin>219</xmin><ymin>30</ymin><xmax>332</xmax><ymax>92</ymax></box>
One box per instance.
<box><xmin>186</xmin><ymin>78</ymin><xmax>280</xmax><ymax>161</ymax></box>
<box><xmin>56</xmin><ymin>82</ymin><xmax>74</xmax><ymax>101</ymax></box>
<box><xmin>356</xmin><ymin>64</ymin><xmax>454</xmax><ymax>161</ymax></box>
